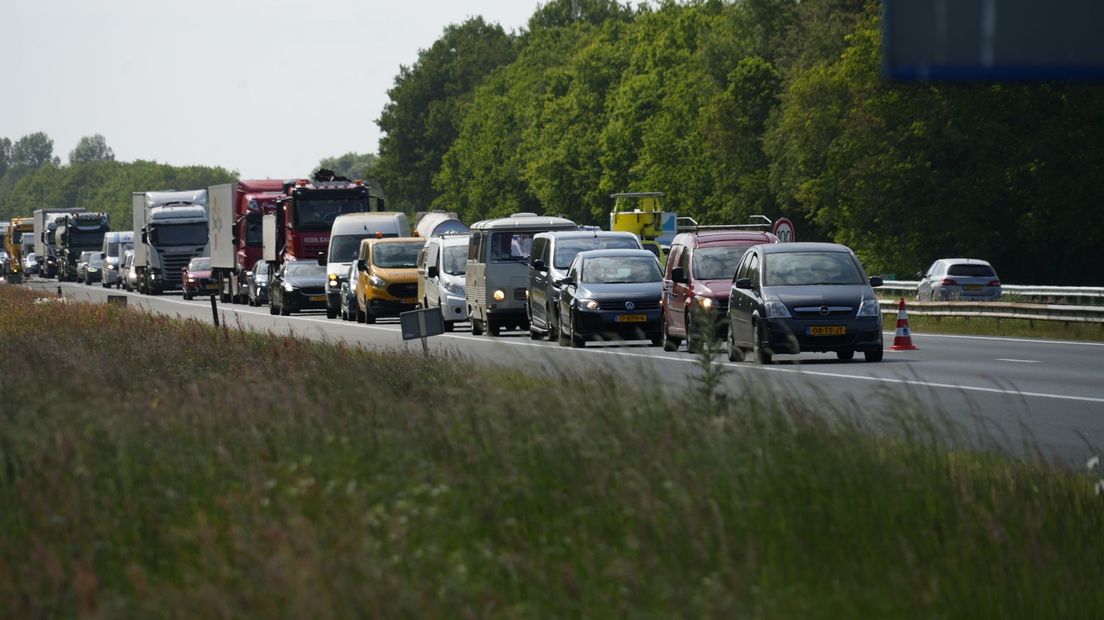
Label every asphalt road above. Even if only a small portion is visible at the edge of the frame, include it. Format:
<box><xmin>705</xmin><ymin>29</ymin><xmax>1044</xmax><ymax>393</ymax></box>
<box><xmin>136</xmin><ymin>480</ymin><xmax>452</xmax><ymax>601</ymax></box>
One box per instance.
<box><xmin>26</xmin><ymin>280</ymin><xmax>1104</xmax><ymax>464</ymax></box>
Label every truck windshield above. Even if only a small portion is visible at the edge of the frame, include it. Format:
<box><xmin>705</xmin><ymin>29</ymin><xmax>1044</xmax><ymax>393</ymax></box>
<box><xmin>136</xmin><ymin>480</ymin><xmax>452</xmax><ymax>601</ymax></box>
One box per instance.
<box><xmin>692</xmin><ymin>245</ymin><xmax>752</xmax><ymax>281</ymax></box>
<box><xmin>245</xmin><ymin>214</ymin><xmax>263</xmax><ymax>246</ymax></box>
<box><xmin>443</xmin><ymin>245</ymin><xmax>467</xmax><ymax>276</ymax></box>
<box><xmin>150</xmin><ymin>223</ymin><xmax>207</xmax><ymax>246</ymax></box>
<box><xmin>11</xmin><ymin>230</ymin><xmax>22</xmax><ymax>244</ymax></box>
<box><xmin>331</xmin><ymin>234</ymin><xmax>395</xmax><ymax>263</ymax></box>
<box><xmin>67</xmin><ymin>230</ymin><xmax>106</xmax><ymax>248</ymax></box>
<box><xmin>374</xmin><ymin>242</ymin><xmax>423</xmax><ymax>268</ymax></box>
<box><xmin>294</xmin><ymin>196</ymin><xmax>369</xmax><ymax>231</ymax></box>
<box><xmin>105</xmin><ymin>242</ymin><xmax>120</xmax><ymax>257</ymax></box>
<box><xmin>554</xmin><ymin>237</ymin><xmax>639</xmax><ymax>269</ymax></box>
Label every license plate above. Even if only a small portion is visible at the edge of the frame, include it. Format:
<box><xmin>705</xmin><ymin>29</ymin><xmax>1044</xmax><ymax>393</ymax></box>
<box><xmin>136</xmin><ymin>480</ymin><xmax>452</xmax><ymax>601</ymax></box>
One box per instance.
<box><xmin>616</xmin><ymin>314</ymin><xmax>648</xmax><ymax>323</ymax></box>
<box><xmin>808</xmin><ymin>325</ymin><xmax>846</xmax><ymax>336</ymax></box>
<box><xmin>309</xmin><ymin>295</ymin><xmax>326</xmax><ymax>302</ymax></box>
<box><xmin>204</xmin><ymin>284</ymin><xmax>218</xmax><ymax>290</ymax></box>
<box><xmin>964</xmin><ymin>285</ymin><xmax>983</xmax><ymax>292</ymax></box>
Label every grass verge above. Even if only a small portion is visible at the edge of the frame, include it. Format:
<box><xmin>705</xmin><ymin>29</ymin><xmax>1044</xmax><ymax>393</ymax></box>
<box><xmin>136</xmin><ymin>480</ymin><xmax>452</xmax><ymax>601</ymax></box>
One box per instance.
<box><xmin>1</xmin><ymin>286</ymin><xmax>1102</xmax><ymax>617</ymax></box>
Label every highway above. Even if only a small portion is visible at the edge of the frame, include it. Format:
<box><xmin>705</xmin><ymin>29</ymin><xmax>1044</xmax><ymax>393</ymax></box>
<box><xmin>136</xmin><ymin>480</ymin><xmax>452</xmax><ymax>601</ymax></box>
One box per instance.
<box><xmin>29</xmin><ymin>280</ymin><xmax>1104</xmax><ymax>464</ymax></box>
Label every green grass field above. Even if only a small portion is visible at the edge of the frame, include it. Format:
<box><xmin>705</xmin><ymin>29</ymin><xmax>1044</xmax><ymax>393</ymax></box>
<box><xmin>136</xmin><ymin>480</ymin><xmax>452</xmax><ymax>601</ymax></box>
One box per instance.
<box><xmin>1</xmin><ymin>286</ymin><xmax>1102</xmax><ymax>617</ymax></box>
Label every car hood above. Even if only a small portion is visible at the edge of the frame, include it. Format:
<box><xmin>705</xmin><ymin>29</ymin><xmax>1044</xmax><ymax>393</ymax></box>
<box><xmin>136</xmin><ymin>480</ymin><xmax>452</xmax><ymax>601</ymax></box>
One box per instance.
<box><xmin>766</xmin><ymin>284</ymin><xmax>872</xmax><ymax>307</ymax></box>
<box><xmin>284</xmin><ymin>275</ymin><xmax>327</xmax><ymax>288</ymax></box>
<box><xmin>695</xmin><ymin>279</ymin><xmax>731</xmax><ymax>301</ymax></box>
<box><xmin>327</xmin><ymin>261</ymin><xmax>351</xmax><ymax>278</ymax></box>
<box><xmin>578</xmin><ymin>281</ymin><xmax>663</xmax><ymax>300</ymax></box>
<box><xmin>374</xmin><ymin>267</ymin><xmax>418</xmax><ymax>282</ymax></box>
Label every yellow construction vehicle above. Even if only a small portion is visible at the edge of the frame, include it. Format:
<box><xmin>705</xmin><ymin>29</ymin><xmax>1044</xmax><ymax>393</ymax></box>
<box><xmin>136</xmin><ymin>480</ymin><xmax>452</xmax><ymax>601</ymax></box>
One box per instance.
<box><xmin>610</xmin><ymin>192</ymin><xmax>668</xmax><ymax>266</ymax></box>
<box><xmin>4</xmin><ymin>217</ymin><xmax>34</xmax><ymax>283</ymax></box>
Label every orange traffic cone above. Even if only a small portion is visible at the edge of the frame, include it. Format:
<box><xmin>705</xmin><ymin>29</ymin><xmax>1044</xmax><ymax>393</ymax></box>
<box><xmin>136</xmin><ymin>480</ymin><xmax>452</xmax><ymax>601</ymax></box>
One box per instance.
<box><xmin>890</xmin><ymin>297</ymin><xmax>918</xmax><ymax>351</ymax></box>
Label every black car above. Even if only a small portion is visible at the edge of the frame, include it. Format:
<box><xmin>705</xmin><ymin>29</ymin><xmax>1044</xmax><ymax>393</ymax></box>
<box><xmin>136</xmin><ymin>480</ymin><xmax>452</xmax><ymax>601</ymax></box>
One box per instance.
<box><xmin>727</xmin><ymin>242</ymin><xmax>883</xmax><ymax>364</ymax></box>
<box><xmin>269</xmin><ymin>261</ymin><xmax>328</xmax><ymax>316</ymax></box>
<box><xmin>556</xmin><ymin>249</ymin><xmax>665</xmax><ymax>348</ymax></box>
<box><xmin>247</xmin><ymin>261</ymin><xmax>270</xmax><ymax>307</ymax></box>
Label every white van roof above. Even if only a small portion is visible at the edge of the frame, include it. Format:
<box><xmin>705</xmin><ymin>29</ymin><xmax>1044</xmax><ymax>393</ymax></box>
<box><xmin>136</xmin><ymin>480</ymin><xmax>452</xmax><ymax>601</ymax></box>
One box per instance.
<box><xmin>470</xmin><ymin>213</ymin><xmax>575</xmax><ymax>231</ymax></box>
<box><xmin>330</xmin><ymin>212</ymin><xmax>411</xmax><ymax>236</ymax></box>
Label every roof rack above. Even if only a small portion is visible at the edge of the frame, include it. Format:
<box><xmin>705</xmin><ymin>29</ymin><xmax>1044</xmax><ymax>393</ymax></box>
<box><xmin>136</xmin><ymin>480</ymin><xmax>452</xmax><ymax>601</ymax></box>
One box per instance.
<box><xmin>676</xmin><ymin>215</ymin><xmax>772</xmax><ymax>232</ymax></box>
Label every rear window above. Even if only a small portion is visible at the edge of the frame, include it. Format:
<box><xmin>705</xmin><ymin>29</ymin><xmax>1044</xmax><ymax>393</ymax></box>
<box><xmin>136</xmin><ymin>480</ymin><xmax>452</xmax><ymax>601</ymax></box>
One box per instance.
<box><xmin>947</xmin><ymin>263</ymin><xmax>995</xmax><ymax>277</ymax></box>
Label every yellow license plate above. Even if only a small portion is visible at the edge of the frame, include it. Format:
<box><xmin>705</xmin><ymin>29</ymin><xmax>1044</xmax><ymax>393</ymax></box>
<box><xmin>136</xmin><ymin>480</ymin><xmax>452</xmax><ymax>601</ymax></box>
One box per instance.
<box><xmin>309</xmin><ymin>295</ymin><xmax>326</xmax><ymax>302</ymax></box>
<box><xmin>809</xmin><ymin>325</ymin><xmax>846</xmax><ymax>336</ymax></box>
<box><xmin>964</xmin><ymin>285</ymin><xmax>982</xmax><ymax>291</ymax></box>
<box><xmin>616</xmin><ymin>314</ymin><xmax>648</xmax><ymax>323</ymax></box>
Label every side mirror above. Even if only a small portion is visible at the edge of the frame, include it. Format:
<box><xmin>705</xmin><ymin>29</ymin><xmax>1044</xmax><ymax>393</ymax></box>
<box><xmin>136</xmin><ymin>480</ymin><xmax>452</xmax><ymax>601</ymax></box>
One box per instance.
<box><xmin>141</xmin><ymin>232</ymin><xmax>148</xmax><ymax>244</ymax></box>
<box><xmin>869</xmin><ymin>276</ymin><xmax>883</xmax><ymax>288</ymax></box>
<box><xmin>356</xmin><ymin>259</ymin><xmax>366</xmax><ymax>271</ymax></box>
<box><xmin>671</xmin><ymin>266</ymin><xmax>687</xmax><ymax>284</ymax></box>
<box><xmin>916</xmin><ymin>270</ymin><xmax>925</xmax><ymax>279</ymax></box>
<box><xmin>317</xmin><ymin>251</ymin><xmax>327</xmax><ymax>266</ymax></box>
<box><xmin>531</xmin><ymin>259</ymin><xmax>546</xmax><ymax>272</ymax></box>
<box><xmin>555</xmin><ymin>276</ymin><xmax>574</xmax><ymax>287</ymax></box>
<box><xmin>734</xmin><ymin>277</ymin><xmax>752</xmax><ymax>290</ymax></box>
<box><xmin>427</xmin><ymin>265</ymin><xmax>439</xmax><ymax>279</ymax></box>
<box><xmin>99</xmin><ymin>252</ymin><xmax>106</xmax><ymax>259</ymax></box>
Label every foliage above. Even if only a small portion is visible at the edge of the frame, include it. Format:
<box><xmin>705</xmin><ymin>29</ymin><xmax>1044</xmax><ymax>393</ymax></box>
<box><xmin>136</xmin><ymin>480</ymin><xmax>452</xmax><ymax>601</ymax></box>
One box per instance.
<box><xmin>8</xmin><ymin>131</ymin><xmax>59</xmax><ymax>170</ymax></box>
<box><xmin>1</xmin><ymin>286</ymin><xmax>1102</xmax><ymax>616</ymax></box>
<box><xmin>68</xmin><ymin>134</ymin><xmax>115</xmax><ymax>165</ymax></box>
<box><xmin>315</xmin><ymin>151</ymin><xmax>378</xmax><ymax>181</ymax></box>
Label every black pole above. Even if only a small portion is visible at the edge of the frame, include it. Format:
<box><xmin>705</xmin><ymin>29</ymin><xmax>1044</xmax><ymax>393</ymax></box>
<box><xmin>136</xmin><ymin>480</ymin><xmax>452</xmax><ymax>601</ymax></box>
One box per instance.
<box><xmin>209</xmin><ymin>295</ymin><xmax>219</xmax><ymax>327</ymax></box>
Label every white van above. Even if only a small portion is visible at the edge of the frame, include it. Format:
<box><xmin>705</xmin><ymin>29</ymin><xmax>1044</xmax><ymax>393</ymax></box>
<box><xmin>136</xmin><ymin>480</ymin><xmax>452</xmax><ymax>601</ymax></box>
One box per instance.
<box><xmin>323</xmin><ymin>212</ymin><xmax>410</xmax><ymax>319</ymax></box>
<box><xmin>414</xmin><ymin>211</ymin><xmax>468</xmax><ymax>238</ymax></box>
<box><xmin>466</xmin><ymin>213</ymin><xmax>576</xmax><ymax>336</ymax></box>
<box><xmin>101</xmin><ymin>230</ymin><xmax>135</xmax><ymax>288</ymax></box>
<box><xmin>416</xmin><ymin>233</ymin><xmax>469</xmax><ymax>331</ymax></box>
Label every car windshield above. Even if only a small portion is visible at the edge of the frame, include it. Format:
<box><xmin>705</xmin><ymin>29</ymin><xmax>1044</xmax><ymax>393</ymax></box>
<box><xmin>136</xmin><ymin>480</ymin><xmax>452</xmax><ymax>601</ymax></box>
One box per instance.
<box><xmin>374</xmin><ymin>241</ymin><xmax>423</xmax><ymax>268</ymax></box>
<box><xmin>188</xmin><ymin>258</ymin><xmax>211</xmax><ymax>271</ymax></box>
<box><xmin>88</xmin><ymin>255</ymin><xmax>104</xmax><ymax>268</ymax></box>
<box><xmin>330</xmin><ymin>234</ymin><xmax>395</xmax><ymax>263</ymax></box>
<box><xmin>150</xmin><ymin>222</ymin><xmax>207</xmax><ymax>246</ymax></box>
<box><xmin>285</xmin><ymin>262</ymin><xmax>326</xmax><ymax>278</ymax></box>
<box><xmin>489</xmin><ymin>232</ymin><xmax>533</xmax><ymax>262</ymax></box>
<box><xmin>947</xmin><ymin>263</ymin><xmax>995</xmax><ymax>277</ymax></box>
<box><xmin>553</xmin><ymin>237</ymin><xmax>639</xmax><ymax>269</ymax></box>
<box><xmin>443</xmin><ymin>245</ymin><xmax>467</xmax><ymax>276</ymax></box>
<box><xmin>254</xmin><ymin>262</ymin><xmax>268</xmax><ymax>276</ymax></box>
<box><xmin>764</xmin><ymin>251</ymin><xmax>864</xmax><ymax>286</ymax></box>
<box><xmin>581</xmin><ymin>256</ymin><xmax>662</xmax><ymax>283</ymax></box>
<box><xmin>693</xmin><ymin>245</ymin><xmax>752</xmax><ymax>280</ymax></box>
<box><xmin>293</xmin><ymin>196</ymin><xmax>369</xmax><ymax>231</ymax></box>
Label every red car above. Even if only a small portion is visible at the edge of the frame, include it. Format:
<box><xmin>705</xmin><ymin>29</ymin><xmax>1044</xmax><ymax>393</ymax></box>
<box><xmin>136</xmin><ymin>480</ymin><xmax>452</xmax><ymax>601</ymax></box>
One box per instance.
<box><xmin>182</xmin><ymin>257</ymin><xmax>217</xmax><ymax>300</ymax></box>
<box><xmin>661</xmin><ymin>230</ymin><xmax>780</xmax><ymax>352</ymax></box>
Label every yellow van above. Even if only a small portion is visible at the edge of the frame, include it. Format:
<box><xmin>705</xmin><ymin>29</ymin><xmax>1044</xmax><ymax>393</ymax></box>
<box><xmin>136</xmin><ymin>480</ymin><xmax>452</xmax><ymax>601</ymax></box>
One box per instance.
<box><xmin>355</xmin><ymin>237</ymin><xmax>424</xmax><ymax>323</ymax></box>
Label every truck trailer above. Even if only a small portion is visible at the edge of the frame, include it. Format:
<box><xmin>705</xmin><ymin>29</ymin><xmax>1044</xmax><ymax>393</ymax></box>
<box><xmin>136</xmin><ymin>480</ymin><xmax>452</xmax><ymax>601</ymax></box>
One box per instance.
<box><xmin>208</xmin><ymin>180</ymin><xmax>284</xmax><ymax>303</ymax></box>
<box><xmin>132</xmin><ymin>189</ymin><xmax>209</xmax><ymax>294</ymax></box>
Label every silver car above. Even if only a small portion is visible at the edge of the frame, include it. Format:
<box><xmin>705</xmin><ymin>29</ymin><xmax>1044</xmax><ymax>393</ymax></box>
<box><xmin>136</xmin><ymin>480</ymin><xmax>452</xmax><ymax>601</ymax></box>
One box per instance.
<box><xmin>917</xmin><ymin>258</ymin><xmax>1001</xmax><ymax>301</ymax></box>
<box><xmin>122</xmin><ymin>250</ymin><xmax>138</xmax><ymax>291</ymax></box>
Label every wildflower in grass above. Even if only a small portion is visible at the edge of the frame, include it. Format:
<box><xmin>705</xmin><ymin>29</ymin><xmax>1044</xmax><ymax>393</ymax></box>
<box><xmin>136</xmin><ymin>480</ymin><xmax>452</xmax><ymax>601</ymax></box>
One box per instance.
<box><xmin>1088</xmin><ymin>456</ymin><xmax>1100</xmax><ymax>471</ymax></box>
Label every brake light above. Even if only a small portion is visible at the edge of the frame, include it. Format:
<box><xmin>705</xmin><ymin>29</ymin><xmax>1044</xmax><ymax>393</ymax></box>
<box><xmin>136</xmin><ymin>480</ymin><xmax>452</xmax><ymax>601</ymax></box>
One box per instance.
<box><xmin>941</xmin><ymin>278</ymin><xmax>957</xmax><ymax>286</ymax></box>
<box><xmin>987</xmin><ymin>280</ymin><xmax>1001</xmax><ymax>287</ymax></box>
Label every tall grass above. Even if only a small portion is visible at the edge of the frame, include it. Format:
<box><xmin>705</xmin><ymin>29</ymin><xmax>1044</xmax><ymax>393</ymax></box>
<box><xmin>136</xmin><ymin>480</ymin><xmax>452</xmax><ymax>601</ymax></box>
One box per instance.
<box><xmin>0</xmin><ymin>286</ymin><xmax>1101</xmax><ymax>617</ymax></box>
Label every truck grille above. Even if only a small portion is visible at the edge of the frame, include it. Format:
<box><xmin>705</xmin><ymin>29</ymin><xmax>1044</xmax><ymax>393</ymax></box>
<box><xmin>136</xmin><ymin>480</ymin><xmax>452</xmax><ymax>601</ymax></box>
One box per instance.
<box><xmin>388</xmin><ymin>283</ymin><xmax>417</xmax><ymax>299</ymax></box>
<box><xmin>160</xmin><ymin>254</ymin><xmax>193</xmax><ymax>286</ymax></box>
<box><xmin>513</xmin><ymin>288</ymin><xmax>527</xmax><ymax>302</ymax></box>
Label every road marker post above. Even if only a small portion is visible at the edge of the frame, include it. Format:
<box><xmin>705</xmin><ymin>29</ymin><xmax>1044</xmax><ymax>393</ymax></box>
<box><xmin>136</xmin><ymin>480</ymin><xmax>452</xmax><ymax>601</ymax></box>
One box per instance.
<box><xmin>210</xmin><ymin>295</ymin><xmax>220</xmax><ymax>327</ymax></box>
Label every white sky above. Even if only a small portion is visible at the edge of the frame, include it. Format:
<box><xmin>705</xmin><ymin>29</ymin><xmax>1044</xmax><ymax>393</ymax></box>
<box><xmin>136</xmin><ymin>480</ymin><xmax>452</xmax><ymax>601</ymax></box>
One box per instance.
<box><xmin>0</xmin><ymin>0</ymin><xmax>545</xmax><ymax>179</ymax></box>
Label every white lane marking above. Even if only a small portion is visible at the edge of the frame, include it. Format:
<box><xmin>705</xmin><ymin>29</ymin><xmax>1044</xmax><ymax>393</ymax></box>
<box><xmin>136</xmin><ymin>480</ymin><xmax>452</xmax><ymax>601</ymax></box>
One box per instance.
<box><xmin>884</xmin><ymin>330</ymin><xmax>1104</xmax><ymax>348</ymax></box>
<box><xmin>50</xmin><ymin>283</ymin><xmax>1104</xmax><ymax>405</ymax></box>
<box><xmin>995</xmin><ymin>358</ymin><xmax>1040</xmax><ymax>364</ymax></box>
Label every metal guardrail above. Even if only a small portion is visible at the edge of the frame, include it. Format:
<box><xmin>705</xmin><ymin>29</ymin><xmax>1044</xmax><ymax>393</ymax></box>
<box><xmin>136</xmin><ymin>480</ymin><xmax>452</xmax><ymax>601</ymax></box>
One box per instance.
<box><xmin>879</xmin><ymin>299</ymin><xmax>1104</xmax><ymax>323</ymax></box>
<box><xmin>879</xmin><ymin>280</ymin><xmax>1104</xmax><ymax>303</ymax></box>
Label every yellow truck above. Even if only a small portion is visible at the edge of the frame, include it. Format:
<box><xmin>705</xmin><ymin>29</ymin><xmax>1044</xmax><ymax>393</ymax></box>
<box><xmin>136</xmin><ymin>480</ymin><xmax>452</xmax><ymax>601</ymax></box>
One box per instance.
<box><xmin>610</xmin><ymin>192</ymin><xmax>667</xmax><ymax>266</ymax></box>
<box><xmin>3</xmin><ymin>217</ymin><xmax>34</xmax><ymax>283</ymax></box>
<box><xmin>354</xmin><ymin>237</ymin><xmax>426</xmax><ymax>324</ymax></box>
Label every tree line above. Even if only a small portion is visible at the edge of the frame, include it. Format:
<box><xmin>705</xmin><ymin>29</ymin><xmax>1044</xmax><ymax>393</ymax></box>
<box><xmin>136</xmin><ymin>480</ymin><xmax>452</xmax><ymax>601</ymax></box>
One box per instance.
<box><xmin>372</xmin><ymin>0</ymin><xmax>1104</xmax><ymax>285</ymax></box>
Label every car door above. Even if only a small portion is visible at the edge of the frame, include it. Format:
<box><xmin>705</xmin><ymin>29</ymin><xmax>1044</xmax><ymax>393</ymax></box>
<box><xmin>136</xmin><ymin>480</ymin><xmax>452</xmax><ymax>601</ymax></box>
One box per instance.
<box><xmin>559</xmin><ymin>260</ymin><xmax>580</xmax><ymax>329</ymax></box>
<box><xmin>917</xmin><ymin>260</ymin><xmax>939</xmax><ymax>301</ymax></box>
<box><xmin>729</xmin><ymin>250</ymin><xmax>755</xmax><ymax>346</ymax></box>
<box><xmin>528</xmin><ymin>236</ymin><xmax>549</xmax><ymax>327</ymax></box>
<box><xmin>425</xmin><ymin>242</ymin><xmax>440</xmax><ymax>307</ymax></box>
<box><xmin>668</xmin><ymin>245</ymin><xmax>690</xmax><ymax>335</ymax></box>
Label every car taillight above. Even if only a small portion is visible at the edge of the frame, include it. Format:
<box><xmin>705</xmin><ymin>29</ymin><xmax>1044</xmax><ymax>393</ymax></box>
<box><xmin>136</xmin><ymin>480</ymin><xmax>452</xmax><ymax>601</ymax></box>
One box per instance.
<box><xmin>987</xmin><ymin>280</ymin><xmax>1000</xmax><ymax>287</ymax></box>
<box><xmin>941</xmin><ymin>278</ymin><xmax>957</xmax><ymax>286</ymax></box>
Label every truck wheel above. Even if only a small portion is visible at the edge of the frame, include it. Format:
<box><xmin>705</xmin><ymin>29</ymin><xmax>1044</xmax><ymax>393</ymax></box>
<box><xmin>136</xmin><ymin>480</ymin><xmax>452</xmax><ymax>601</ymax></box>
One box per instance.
<box><xmin>471</xmin><ymin>317</ymin><xmax>483</xmax><ymax>336</ymax></box>
<box><xmin>326</xmin><ymin>305</ymin><xmax>338</xmax><ymax>319</ymax></box>
<box><xmin>487</xmin><ymin>318</ymin><xmax>500</xmax><ymax>337</ymax></box>
<box><xmin>184</xmin><ymin>290</ymin><xmax>192</xmax><ymax>301</ymax></box>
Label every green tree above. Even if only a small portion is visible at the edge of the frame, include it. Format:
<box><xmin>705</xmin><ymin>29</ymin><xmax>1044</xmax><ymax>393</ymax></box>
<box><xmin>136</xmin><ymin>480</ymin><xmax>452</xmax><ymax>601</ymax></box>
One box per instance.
<box><xmin>10</xmin><ymin>132</ymin><xmax>59</xmax><ymax>169</ymax></box>
<box><xmin>315</xmin><ymin>152</ymin><xmax>377</xmax><ymax>181</ymax></box>
<box><xmin>69</xmin><ymin>134</ymin><xmax>115</xmax><ymax>164</ymax></box>
<box><xmin>0</xmin><ymin>137</ymin><xmax>11</xmax><ymax>178</ymax></box>
<box><xmin>375</xmin><ymin>17</ymin><xmax>516</xmax><ymax>211</ymax></box>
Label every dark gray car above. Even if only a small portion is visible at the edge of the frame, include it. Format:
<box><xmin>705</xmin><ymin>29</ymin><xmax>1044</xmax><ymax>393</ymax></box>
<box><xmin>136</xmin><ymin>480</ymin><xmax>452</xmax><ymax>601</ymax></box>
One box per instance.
<box><xmin>556</xmin><ymin>249</ymin><xmax>664</xmax><ymax>348</ymax></box>
<box><xmin>727</xmin><ymin>242</ymin><xmax>884</xmax><ymax>363</ymax></box>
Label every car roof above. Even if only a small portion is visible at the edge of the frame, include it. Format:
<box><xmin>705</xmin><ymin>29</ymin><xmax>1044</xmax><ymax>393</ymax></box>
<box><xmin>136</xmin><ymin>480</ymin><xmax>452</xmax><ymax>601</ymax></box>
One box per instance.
<box><xmin>674</xmin><ymin>230</ymin><xmax>779</xmax><ymax>247</ymax></box>
<box><xmin>536</xmin><ymin>230</ymin><xmax>638</xmax><ymax>240</ymax></box>
<box><xmin>470</xmin><ymin>213</ymin><xmax>576</xmax><ymax>230</ymax></box>
<box><xmin>758</xmin><ymin>242</ymin><xmax>852</xmax><ymax>254</ymax></box>
<box><xmin>937</xmin><ymin>258</ymin><xmax>993</xmax><ymax>266</ymax></box>
<box><xmin>574</xmin><ymin>249</ymin><xmax>658</xmax><ymax>259</ymax></box>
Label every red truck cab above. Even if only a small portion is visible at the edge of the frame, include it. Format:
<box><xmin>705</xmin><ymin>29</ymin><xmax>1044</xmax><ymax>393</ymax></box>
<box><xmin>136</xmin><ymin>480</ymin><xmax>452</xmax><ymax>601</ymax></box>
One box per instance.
<box><xmin>661</xmin><ymin>229</ymin><xmax>780</xmax><ymax>352</ymax></box>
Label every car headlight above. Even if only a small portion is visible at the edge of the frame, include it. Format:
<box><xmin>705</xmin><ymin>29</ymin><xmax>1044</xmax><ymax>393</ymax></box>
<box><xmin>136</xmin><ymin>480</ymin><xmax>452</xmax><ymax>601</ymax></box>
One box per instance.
<box><xmin>369</xmin><ymin>274</ymin><xmax>387</xmax><ymax>289</ymax></box>
<box><xmin>444</xmin><ymin>280</ymin><xmax>464</xmax><ymax>295</ymax></box>
<box><xmin>283</xmin><ymin>282</ymin><xmax>295</xmax><ymax>292</ymax></box>
<box><xmin>328</xmin><ymin>279</ymin><xmax>341</xmax><ymax>289</ymax></box>
<box><xmin>696</xmin><ymin>296</ymin><xmax>714</xmax><ymax>310</ymax></box>
<box><xmin>580</xmin><ymin>298</ymin><xmax>599</xmax><ymax>311</ymax></box>
<box><xmin>764</xmin><ymin>297</ymin><xmax>791</xmax><ymax>318</ymax></box>
<box><xmin>857</xmin><ymin>298</ymin><xmax>880</xmax><ymax>317</ymax></box>
<box><xmin>187</xmin><ymin>277</ymin><xmax>196</xmax><ymax>282</ymax></box>
<box><xmin>492</xmin><ymin>289</ymin><xmax>505</xmax><ymax>302</ymax></box>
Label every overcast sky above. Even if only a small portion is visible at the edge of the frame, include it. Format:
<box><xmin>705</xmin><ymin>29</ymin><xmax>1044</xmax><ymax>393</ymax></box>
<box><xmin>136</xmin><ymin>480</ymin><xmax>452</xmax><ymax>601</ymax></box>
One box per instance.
<box><xmin>0</xmin><ymin>0</ymin><xmax>546</xmax><ymax>179</ymax></box>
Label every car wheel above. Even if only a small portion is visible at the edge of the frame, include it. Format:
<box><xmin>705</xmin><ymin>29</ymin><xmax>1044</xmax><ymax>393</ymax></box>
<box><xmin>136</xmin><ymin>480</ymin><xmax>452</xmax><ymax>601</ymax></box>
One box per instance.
<box><xmin>569</xmin><ymin>311</ymin><xmax>585</xmax><ymax>348</ymax></box>
<box><xmin>356</xmin><ymin>305</ymin><xmax>366</xmax><ymax>323</ymax></box>
<box><xmin>649</xmin><ymin>329</ymin><xmax>664</xmax><ymax>347</ymax></box>
<box><xmin>326</xmin><ymin>305</ymin><xmax>338</xmax><ymax>319</ymax></box>
<box><xmin>529</xmin><ymin>323</ymin><xmax>543</xmax><ymax>340</ymax></box>
<box><xmin>752</xmin><ymin>321</ymin><xmax>772</xmax><ymax>364</ymax></box>
<box><xmin>661</xmin><ymin>314</ymin><xmax>680</xmax><ymax>352</ymax></box>
<box><xmin>864</xmin><ymin>347</ymin><xmax>884</xmax><ymax>363</ymax></box>
<box><xmin>557</xmin><ymin>314</ymin><xmax>570</xmax><ymax>346</ymax></box>
<box><xmin>547</xmin><ymin>304</ymin><xmax>560</xmax><ymax>341</ymax></box>
<box><xmin>183</xmin><ymin>290</ymin><xmax>192</xmax><ymax>300</ymax></box>
<box><xmin>836</xmin><ymin>350</ymin><xmax>855</xmax><ymax>361</ymax></box>
<box><xmin>726</xmin><ymin>324</ymin><xmax>745</xmax><ymax>362</ymax></box>
<box><xmin>471</xmin><ymin>316</ymin><xmax>483</xmax><ymax>335</ymax></box>
<box><xmin>364</xmin><ymin>305</ymin><xmax>376</xmax><ymax>324</ymax></box>
<box><xmin>686</xmin><ymin>311</ymin><xmax>704</xmax><ymax>354</ymax></box>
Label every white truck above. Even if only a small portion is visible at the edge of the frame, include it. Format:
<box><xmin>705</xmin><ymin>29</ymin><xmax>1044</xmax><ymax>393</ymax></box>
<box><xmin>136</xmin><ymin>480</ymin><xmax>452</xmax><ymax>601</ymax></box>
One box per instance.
<box><xmin>33</xmin><ymin>208</ymin><xmax>85</xmax><ymax>278</ymax></box>
<box><xmin>132</xmin><ymin>189</ymin><xmax>209</xmax><ymax>295</ymax></box>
